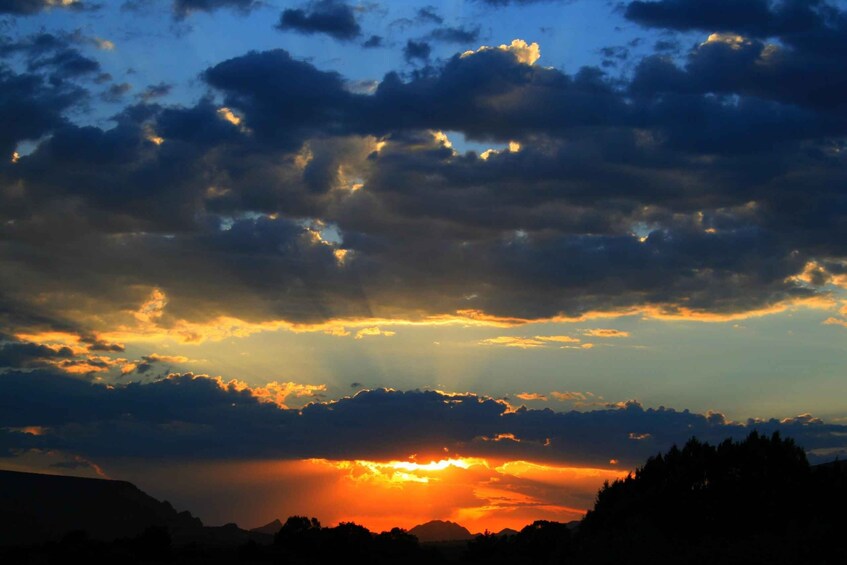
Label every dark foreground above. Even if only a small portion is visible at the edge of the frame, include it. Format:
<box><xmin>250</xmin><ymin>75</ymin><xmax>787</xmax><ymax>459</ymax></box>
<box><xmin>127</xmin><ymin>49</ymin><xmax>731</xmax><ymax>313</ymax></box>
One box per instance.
<box><xmin>2</xmin><ymin>432</ymin><xmax>846</xmax><ymax>564</ymax></box>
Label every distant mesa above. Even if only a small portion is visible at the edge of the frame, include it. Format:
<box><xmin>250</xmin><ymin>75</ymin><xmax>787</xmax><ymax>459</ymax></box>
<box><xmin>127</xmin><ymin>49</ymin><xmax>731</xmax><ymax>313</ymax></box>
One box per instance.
<box><xmin>408</xmin><ymin>520</ymin><xmax>474</xmax><ymax>542</ymax></box>
<box><xmin>0</xmin><ymin>469</ymin><xmax>270</xmax><ymax>547</ymax></box>
<box><xmin>251</xmin><ymin>518</ymin><xmax>284</xmax><ymax>535</ymax></box>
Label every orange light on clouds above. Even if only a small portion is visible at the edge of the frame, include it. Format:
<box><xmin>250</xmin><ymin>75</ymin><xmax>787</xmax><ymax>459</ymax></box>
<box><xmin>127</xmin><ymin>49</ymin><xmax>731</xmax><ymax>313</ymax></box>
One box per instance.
<box><xmin>298</xmin><ymin>456</ymin><xmax>626</xmax><ymax>533</ymax></box>
<box><xmin>103</xmin><ymin>455</ymin><xmax>628</xmax><ymax>536</ymax></box>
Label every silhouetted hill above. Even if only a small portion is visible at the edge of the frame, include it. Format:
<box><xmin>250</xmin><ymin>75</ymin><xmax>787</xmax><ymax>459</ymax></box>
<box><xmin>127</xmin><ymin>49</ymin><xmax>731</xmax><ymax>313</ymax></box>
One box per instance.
<box><xmin>409</xmin><ymin>520</ymin><xmax>473</xmax><ymax>542</ymax></box>
<box><xmin>0</xmin><ymin>469</ymin><xmax>202</xmax><ymax>545</ymax></box>
<box><xmin>251</xmin><ymin>518</ymin><xmax>283</xmax><ymax>535</ymax></box>
<box><xmin>0</xmin><ymin>469</ymin><xmax>271</xmax><ymax>548</ymax></box>
<box><xmin>496</xmin><ymin>527</ymin><xmax>518</xmax><ymax>537</ymax></box>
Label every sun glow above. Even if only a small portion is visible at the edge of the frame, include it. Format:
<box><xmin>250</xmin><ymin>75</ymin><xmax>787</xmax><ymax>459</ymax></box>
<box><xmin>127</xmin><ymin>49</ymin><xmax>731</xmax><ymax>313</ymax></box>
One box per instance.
<box><xmin>321</xmin><ymin>457</ymin><xmax>489</xmax><ymax>484</ymax></box>
<box><xmin>274</xmin><ymin>456</ymin><xmax>629</xmax><ymax>532</ymax></box>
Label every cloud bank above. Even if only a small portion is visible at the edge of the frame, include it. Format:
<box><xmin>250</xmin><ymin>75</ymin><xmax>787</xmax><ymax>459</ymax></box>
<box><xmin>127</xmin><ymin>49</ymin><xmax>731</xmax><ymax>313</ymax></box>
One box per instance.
<box><xmin>2</xmin><ymin>371</ymin><xmax>845</xmax><ymax>466</ymax></box>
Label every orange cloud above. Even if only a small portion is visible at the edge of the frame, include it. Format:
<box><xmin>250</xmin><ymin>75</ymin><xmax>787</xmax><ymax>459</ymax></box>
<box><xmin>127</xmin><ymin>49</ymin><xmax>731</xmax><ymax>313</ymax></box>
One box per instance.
<box><xmin>175</xmin><ymin>373</ymin><xmax>326</xmax><ymax>409</ymax></box>
<box><xmin>516</xmin><ymin>393</ymin><xmax>547</xmax><ymax>401</ymax></box>
<box><xmin>480</xmin><ymin>335</ymin><xmax>580</xmax><ymax>349</ymax></box>
<box><xmin>551</xmin><ymin>391</ymin><xmax>591</xmax><ymax>402</ymax></box>
<box><xmin>143</xmin><ymin>353</ymin><xmax>191</xmax><ymax>363</ymax></box>
<box><xmin>583</xmin><ymin>329</ymin><xmax>630</xmax><ymax>338</ymax></box>
<box><xmin>31</xmin><ymin>287</ymin><xmax>837</xmax><ymax>350</ymax></box>
<box><xmin>354</xmin><ymin>327</ymin><xmax>396</xmax><ymax>340</ymax></box>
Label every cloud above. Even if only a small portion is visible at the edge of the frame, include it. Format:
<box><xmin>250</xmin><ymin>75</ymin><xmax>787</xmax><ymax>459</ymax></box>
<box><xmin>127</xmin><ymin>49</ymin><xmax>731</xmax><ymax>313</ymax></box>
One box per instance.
<box><xmin>5</xmin><ymin>17</ymin><xmax>847</xmax><ymax>343</ymax></box>
<box><xmin>101</xmin><ymin>82</ymin><xmax>131</xmax><ymax>102</ymax></box>
<box><xmin>277</xmin><ymin>1</ymin><xmax>361</xmax><ymax>41</ymax></box>
<box><xmin>354</xmin><ymin>327</ymin><xmax>396</xmax><ymax>339</ymax></box>
<box><xmin>2</xmin><ymin>371</ymin><xmax>846</xmax><ymax>467</ymax></box>
<box><xmin>427</xmin><ymin>26</ymin><xmax>481</xmax><ymax>44</ymax></box>
<box><xmin>515</xmin><ymin>392</ymin><xmax>547</xmax><ymax>401</ymax></box>
<box><xmin>551</xmin><ymin>391</ymin><xmax>594</xmax><ymax>402</ymax></box>
<box><xmin>583</xmin><ymin>329</ymin><xmax>630</xmax><ymax>338</ymax></box>
<box><xmin>475</xmin><ymin>0</ymin><xmax>574</xmax><ymax>5</ymax></box>
<box><xmin>625</xmin><ymin>0</ymin><xmax>816</xmax><ymax>37</ymax></box>
<box><xmin>403</xmin><ymin>39</ymin><xmax>431</xmax><ymax>61</ymax></box>
<box><xmin>461</xmin><ymin>38</ymin><xmax>541</xmax><ymax>65</ymax></box>
<box><xmin>138</xmin><ymin>82</ymin><xmax>171</xmax><ymax>102</ymax></box>
<box><xmin>0</xmin><ymin>0</ymin><xmax>86</xmax><ymax>15</ymax></box>
<box><xmin>480</xmin><ymin>336</ymin><xmax>580</xmax><ymax>348</ymax></box>
<box><xmin>416</xmin><ymin>6</ymin><xmax>443</xmax><ymax>24</ymax></box>
<box><xmin>173</xmin><ymin>0</ymin><xmax>259</xmax><ymax>17</ymax></box>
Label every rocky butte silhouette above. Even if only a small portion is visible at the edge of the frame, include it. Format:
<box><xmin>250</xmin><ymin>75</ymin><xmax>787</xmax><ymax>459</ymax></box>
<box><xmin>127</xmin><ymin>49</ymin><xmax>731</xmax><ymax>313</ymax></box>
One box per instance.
<box><xmin>0</xmin><ymin>469</ymin><xmax>270</xmax><ymax>547</ymax></box>
<box><xmin>408</xmin><ymin>519</ymin><xmax>474</xmax><ymax>542</ymax></box>
<box><xmin>251</xmin><ymin>518</ymin><xmax>284</xmax><ymax>536</ymax></box>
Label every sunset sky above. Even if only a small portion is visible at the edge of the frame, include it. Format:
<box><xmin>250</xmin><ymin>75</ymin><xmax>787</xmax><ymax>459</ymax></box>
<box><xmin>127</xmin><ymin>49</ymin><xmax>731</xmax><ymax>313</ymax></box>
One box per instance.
<box><xmin>3</xmin><ymin>0</ymin><xmax>847</xmax><ymax>532</ymax></box>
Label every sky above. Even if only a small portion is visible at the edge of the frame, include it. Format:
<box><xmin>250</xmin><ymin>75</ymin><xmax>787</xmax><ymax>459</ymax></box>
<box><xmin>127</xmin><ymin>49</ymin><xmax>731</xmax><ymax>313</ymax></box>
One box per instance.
<box><xmin>3</xmin><ymin>0</ymin><xmax>847</xmax><ymax>532</ymax></box>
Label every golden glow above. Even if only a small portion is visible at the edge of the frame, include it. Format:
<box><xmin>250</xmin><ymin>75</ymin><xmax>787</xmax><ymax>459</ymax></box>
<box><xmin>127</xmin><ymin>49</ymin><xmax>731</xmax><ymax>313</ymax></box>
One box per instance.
<box><xmin>480</xmin><ymin>336</ymin><xmax>545</xmax><ymax>348</ymax></box>
<box><xmin>432</xmin><ymin>130</ymin><xmax>453</xmax><ymax>149</ymax></box>
<box><xmin>516</xmin><ymin>393</ymin><xmax>546</xmax><ymax>401</ymax></box>
<box><xmin>134</xmin><ymin>288</ymin><xmax>167</xmax><ymax>323</ymax></box>
<box><xmin>292</xmin><ymin>456</ymin><xmax>625</xmax><ymax>532</ymax></box>
<box><xmin>39</xmin><ymin>284</ymin><xmax>835</xmax><ymax>349</ymax></box>
<box><xmin>200</xmin><ymin>375</ymin><xmax>326</xmax><ymax>409</ymax></box>
<box><xmin>701</xmin><ymin>33</ymin><xmax>750</xmax><ymax>50</ymax></box>
<box><xmin>462</xmin><ymin>39</ymin><xmax>541</xmax><ymax>66</ymax></box>
<box><xmin>480</xmin><ymin>335</ymin><xmax>581</xmax><ymax>348</ymax></box>
<box><xmin>7</xmin><ymin>426</ymin><xmax>48</xmax><ymax>436</ymax></box>
<box><xmin>333</xmin><ymin>248</ymin><xmax>349</xmax><ymax>264</ymax></box>
<box><xmin>494</xmin><ymin>460</ymin><xmax>627</xmax><ymax>486</ymax></box>
<box><xmin>321</xmin><ymin>457</ymin><xmax>490</xmax><ymax>485</ymax></box>
<box><xmin>354</xmin><ymin>327</ymin><xmax>396</xmax><ymax>339</ymax></box>
<box><xmin>217</xmin><ymin>107</ymin><xmax>242</xmax><ymax>126</ymax></box>
<box><xmin>11</xmin><ymin>151</ymin><xmax>20</xmax><ymax>163</ymax></box>
<box><xmin>583</xmin><ymin>329</ymin><xmax>629</xmax><ymax>338</ymax></box>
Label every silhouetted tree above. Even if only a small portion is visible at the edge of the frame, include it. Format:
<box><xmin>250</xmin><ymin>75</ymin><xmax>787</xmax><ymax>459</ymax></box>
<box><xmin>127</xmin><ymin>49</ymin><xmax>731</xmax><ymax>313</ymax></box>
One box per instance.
<box><xmin>576</xmin><ymin>431</ymin><xmax>845</xmax><ymax>564</ymax></box>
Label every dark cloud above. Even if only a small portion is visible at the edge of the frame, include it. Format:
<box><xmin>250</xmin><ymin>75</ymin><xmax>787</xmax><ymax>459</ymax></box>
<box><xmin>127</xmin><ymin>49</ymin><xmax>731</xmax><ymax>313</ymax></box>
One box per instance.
<box><xmin>203</xmin><ymin>49</ymin><xmax>355</xmax><ymax>150</ymax></box>
<box><xmin>416</xmin><ymin>6</ymin><xmax>443</xmax><ymax>24</ymax></box>
<box><xmin>173</xmin><ymin>0</ymin><xmax>259</xmax><ymax>17</ymax></box>
<box><xmin>625</xmin><ymin>0</ymin><xmax>829</xmax><ymax>37</ymax></box>
<box><xmin>4</xmin><ymin>0</ymin><xmax>847</xmax><ymax>333</ymax></box>
<box><xmin>427</xmin><ymin>25</ymin><xmax>481</xmax><ymax>44</ymax></box>
<box><xmin>0</xmin><ymin>64</ymin><xmax>85</xmax><ymax>157</ymax></box>
<box><xmin>278</xmin><ymin>0</ymin><xmax>361</xmax><ymax>41</ymax></box>
<box><xmin>138</xmin><ymin>82</ymin><xmax>172</xmax><ymax>102</ymax></box>
<box><xmin>82</xmin><ymin>338</ymin><xmax>124</xmax><ymax>353</ymax></box>
<box><xmin>403</xmin><ymin>39</ymin><xmax>431</xmax><ymax>61</ymax></box>
<box><xmin>362</xmin><ymin>35</ymin><xmax>382</xmax><ymax>48</ymax></box>
<box><xmin>1</xmin><ymin>32</ymin><xmax>101</xmax><ymax>81</ymax></box>
<box><xmin>0</xmin><ymin>341</ymin><xmax>75</xmax><ymax>369</ymax></box>
<box><xmin>475</xmin><ymin>0</ymin><xmax>577</xmax><ymax>5</ymax></box>
<box><xmin>0</xmin><ymin>0</ymin><xmax>89</xmax><ymax>15</ymax></box>
<box><xmin>101</xmin><ymin>82</ymin><xmax>131</xmax><ymax>102</ymax></box>
<box><xmin>1</xmin><ymin>371</ymin><xmax>845</xmax><ymax>465</ymax></box>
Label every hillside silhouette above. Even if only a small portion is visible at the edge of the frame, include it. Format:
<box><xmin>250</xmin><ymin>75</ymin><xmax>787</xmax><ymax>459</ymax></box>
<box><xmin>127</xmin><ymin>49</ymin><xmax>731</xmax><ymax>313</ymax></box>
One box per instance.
<box><xmin>0</xmin><ymin>470</ymin><xmax>202</xmax><ymax>545</ymax></box>
<box><xmin>1</xmin><ymin>432</ymin><xmax>845</xmax><ymax>563</ymax></box>
<box><xmin>408</xmin><ymin>520</ymin><xmax>474</xmax><ymax>542</ymax></box>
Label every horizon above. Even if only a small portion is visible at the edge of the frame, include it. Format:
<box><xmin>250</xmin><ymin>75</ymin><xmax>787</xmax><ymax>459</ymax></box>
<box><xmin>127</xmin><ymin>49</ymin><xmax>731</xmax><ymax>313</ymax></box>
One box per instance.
<box><xmin>3</xmin><ymin>0</ymin><xmax>847</xmax><ymax>534</ymax></box>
